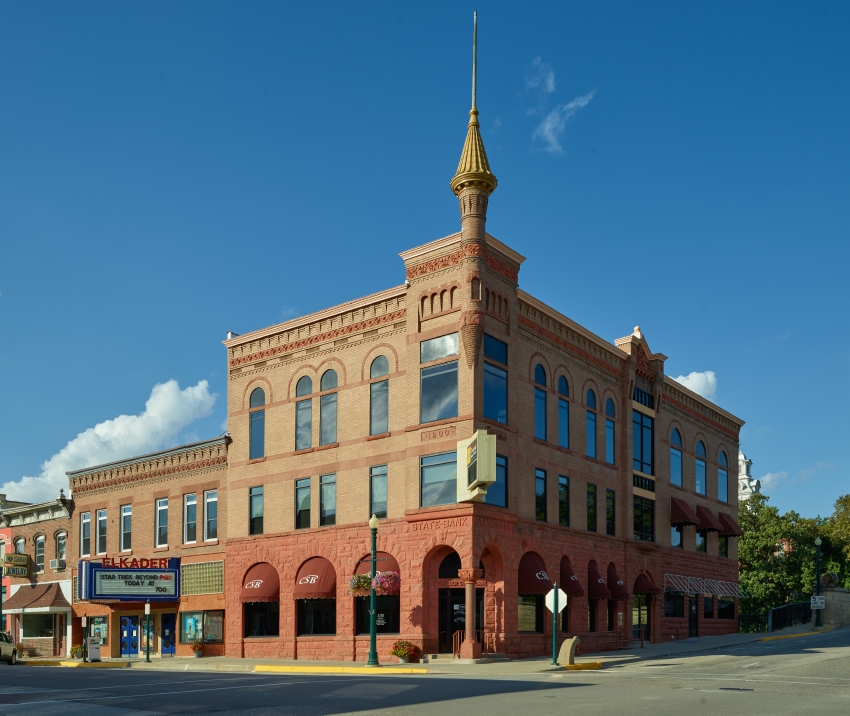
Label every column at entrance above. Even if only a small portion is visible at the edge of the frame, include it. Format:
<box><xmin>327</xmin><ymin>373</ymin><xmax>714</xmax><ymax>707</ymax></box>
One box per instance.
<box><xmin>458</xmin><ymin>569</ymin><xmax>483</xmax><ymax>659</ymax></box>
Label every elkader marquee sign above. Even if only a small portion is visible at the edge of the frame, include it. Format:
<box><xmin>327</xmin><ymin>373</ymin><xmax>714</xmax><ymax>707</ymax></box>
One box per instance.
<box><xmin>78</xmin><ymin>556</ymin><xmax>181</xmax><ymax>602</ymax></box>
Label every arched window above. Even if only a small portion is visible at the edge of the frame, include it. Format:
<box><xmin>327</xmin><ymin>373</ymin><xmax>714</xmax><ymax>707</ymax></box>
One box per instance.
<box><xmin>438</xmin><ymin>551</ymin><xmax>461</xmax><ymax>579</ymax></box>
<box><xmin>695</xmin><ymin>441</ymin><xmax>707</xmax><ymax>495</ymax></box>
<box><xmin>534</xmin><ymin>365</ymin><xmax>547</xmax><ymax>441</ymax></box>
<box><xmin>370</xmin><ymin>357</ymin><xmax>390</xmax><ymax>435</ymax></box>
<box><xmin>718</xmin><ymin>451</ymin><xmax>729</xmax><ymax>503</ymax></box>
<box><xmin>249</xmin><ymin>388</ymin><xmax>265</xmax><ymax>460</ymax></box>
<box><xmin>35</xmin><ymin>535</ymin><xmax>45</xmax><ymax>572</ymax></box>
<box><xmin>670</xmin><ymin>429</ymin><xmax>683</xmax><ymax>486</ymax></box>
<box><xmin>557</xmin><ymin>376</ymin><xmax>569</xmax><ymax>449</ymax></box>
<box><xmin>320</xmin><ymin>370</ymin><xmax>338</xmax><ymax>446</ymax></box>
<box><xmin>605</xmin><ymin>398</ymin><xmax>616</xmax><ymax>465</ymax></box>
<box><xmin>56</xmin><ymin>532</ymin><xmax>67</xmax><ymax>563</ymax></box>
<box><xmin>586</xmin><ymin>390</ymin><xmax>597</xmax><ymax>458</ymax></box>
<box><xmin>295</xmin><ymin>377</ymin><xmax>313</xmax><ymax>451</ymax></box>
<box><xmin>14</xmin><ymin>537</ymin><xmax>25</xmax><ymax>554</ymax></box>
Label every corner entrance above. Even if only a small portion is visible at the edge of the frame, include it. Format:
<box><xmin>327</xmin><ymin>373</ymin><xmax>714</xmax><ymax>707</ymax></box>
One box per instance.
<box><xmin>438</xmin><ymin>588</ymin><xmax>483</xmax><ymax>653</ymax></box>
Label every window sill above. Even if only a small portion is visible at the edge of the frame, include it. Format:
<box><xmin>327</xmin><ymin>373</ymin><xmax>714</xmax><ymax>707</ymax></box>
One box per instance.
<box><xmin>366</xmin><ymin>433</ymin><xmax>390</xmax><ymax>441</ymax></box>
<box><xmin>409</xmin><ymin>415</ymin><xmax>464</xmax><ymax>432</ymax></box>
<box><xmin>479</xmin><ymin>416</ymin><xmax>516</xmax><ymax>433</ymax></box>
<box><xmin>316</xmin><ymin>443</ymin><xmax>339</xmax><ymax>452</ymax></box>
<box><xmin>248</xmin><ymin>457</ymin><xmax>266</xmax><ymax>464</ymax></box>
<box><xmin>153</xmin><ymin>546</ymin><xmax>169</xmax><ymax>552</ymax></box>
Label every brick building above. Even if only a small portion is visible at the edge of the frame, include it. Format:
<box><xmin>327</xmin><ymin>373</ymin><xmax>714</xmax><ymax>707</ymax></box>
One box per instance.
<box><xmin>0</xmin><ymin>493</ymin><xmax>73</xmax><ymax>657</ymax></box>
<box><xmin>221</xmin><ymin>81</ymin><xmax>745</xmax><ymax>662</ymax></box>
<box><xmin>67</xmin><ymin>436</ymin><xmax>229</xmax><ymax>658</ymax></box>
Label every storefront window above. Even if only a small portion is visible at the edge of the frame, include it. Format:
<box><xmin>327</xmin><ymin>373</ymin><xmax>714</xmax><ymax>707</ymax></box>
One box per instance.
<box><xmin>718</xmin><ymin>598</ymin><xmax>736</xmax><ymax>619</ymax></box>
<box><xmin>244</xmin><ymin>602</ymin><xmax>279</xmax><ymax>637</ymax></box>
<box><xmin>179</xmin><ymin>610</ymin><xmax>225</xmax><ymax>643</ymax></box>
<box><xmin>356</xmin><ymin>596</ymin><xmax>400</xmax><ymax>634</ymax></box>
<box><xmin>204</xmin><ymin>611</ymin><xmax>224</xmax><ymax>642</ymax></box>
<box><xmin>23</xmin><ymin>614</ymin><xmax>55</xmax><ymax>638</ymax></box>
<box><xmin>298</xmin><ymin>599</ymin><xmax>336</xmax><ymax>635</ymax></box>
<box><xmin>664</xmin><ymin>590</ymin><xmax>685</xmax><ymax>618</ymax></box>
<box><xmin>518</xmin><ymin>595</ymin><xmax>543</xmax><ymax>633</ymax></box>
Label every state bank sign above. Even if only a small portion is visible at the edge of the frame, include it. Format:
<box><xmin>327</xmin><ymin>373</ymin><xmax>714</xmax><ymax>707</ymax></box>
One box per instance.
<box><xmin>78</xmin><ymin>557</ymin><xmax>181</xmax><ymax>602</ymax></box>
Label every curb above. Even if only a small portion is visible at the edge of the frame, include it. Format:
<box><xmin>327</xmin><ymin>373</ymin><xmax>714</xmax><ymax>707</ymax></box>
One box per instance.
<box><xmin>254</xmin><ymin>665</ymin><xmax>428</xmax><ymax>675</ymax></box>
<box><xmin>563</xmin><ymin>662</ymin><xmax>603</xmax><ymax>671</ymax></box>
<box><xmin>24</xmin><ymin>660</ymin><xmax>129</xmax><ymax>669</ymax></box>
<box><xmin>758</xmin><ymin>629</ymin><xmax>830</xmax><ymax>642</ymax></box>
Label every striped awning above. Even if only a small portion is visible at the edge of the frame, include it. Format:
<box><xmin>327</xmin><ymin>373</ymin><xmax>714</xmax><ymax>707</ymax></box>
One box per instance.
<box><xmin>663</xmin><ymin>573</ymin><xmax>748</xmax><ymax>598</ymax></box>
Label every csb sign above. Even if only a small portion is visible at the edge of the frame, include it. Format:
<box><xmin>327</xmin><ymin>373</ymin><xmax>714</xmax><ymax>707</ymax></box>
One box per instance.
<box><xmin>78</xmin><ymin>557</ymin><xmax>181</xmax><ymax>602</ymax></box>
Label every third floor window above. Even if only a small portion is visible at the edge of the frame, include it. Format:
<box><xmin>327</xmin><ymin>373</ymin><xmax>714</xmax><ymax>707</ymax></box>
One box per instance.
<box><xmin>483</xmin><ymin>335</ymin><xmax>508</xmax><ymax>424</ymax></box>
<box><xmin>632</xmin><ymin>409</ymin><xmax>654</xmax><ymax>474</ymax></box>
<box><xmin>420</xmin><ymin>333</ymin><xmax>458</xmax><ymax>424</ymax></box>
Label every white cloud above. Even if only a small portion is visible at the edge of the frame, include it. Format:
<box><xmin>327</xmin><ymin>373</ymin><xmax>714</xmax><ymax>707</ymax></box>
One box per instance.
<box><xmin>759</xmin><ymin>471</ymin><xmax>788</xmax><ymax>490</ymax></box>
<box><xmin>673</xmin><ymin>370</ymin><xmax>718</xmax><ymax>399</ymax></box>
<box><xmin>532</xmin><ymin>90</ymin><xmax>597</xmax><ymax>155</ymax></box>
<box><xmin>0</xmin><ymin>380</ymin><xmax>216</xmax><ymax>503</ymax></box>
<box><xmin>526</xmin><ymin>57</ymin><xmax>556</xmax><ymax>94</ymax></box>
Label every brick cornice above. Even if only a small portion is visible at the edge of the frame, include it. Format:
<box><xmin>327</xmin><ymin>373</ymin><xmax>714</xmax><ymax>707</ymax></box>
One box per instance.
<box><xmin>406</xmin><ymin>244</ymin><xmax>519</xmax><ymax>283</ymax></box>
<box><xmin>517</xmin><ymin>314</ymin><xmax>621</xmax><ymax>377</ymax></box>
<box><xmin>72</xmin><ymin>456</ymin><xmax>228</xmax><ymax>495</ymax></box>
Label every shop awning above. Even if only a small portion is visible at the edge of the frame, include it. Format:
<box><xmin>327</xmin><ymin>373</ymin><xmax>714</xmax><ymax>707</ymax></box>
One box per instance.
<box><xmin>240</xmin><ymin>562</ymin><xmax>280</xmax><ymax>603</ymax></box>
<box><xmin>518</xmin><ymin>552</ymin><xmax>552</xmax><ymax>594</ymax></box>
<box><xmin>695</xmin><ymin>505</ymin><xmax>724</xmax><ymax>532</ymax></box>
<box><xmin>293</xmin><ymin>557</ymin><xmax>337</xmax><ymax>599</ymax></box>
<box><xmin>587</xmin><ymin>562</ymin><xmax>611</xmax><ymax>600</ymax></box>
<box><xmin>2</xmin><ymin>582</ymin><xmax>71</xmax><ymax>613</ymax></box>
<box><xmin>560</xmin><ymin>557</ymin><xmax>585</xmax><ymax>597</ymax></box>
<box><xmin>718</xmin><ymin>512</ymin><xmax>744</xmax><ymax>537</ymax></box>
<box><xmin>607</xmin><ymin>564</ymin><xmax>630</xmax><ymax>601</ymax></box>
<box><xmin>633</xmin><ymin>573</ymin><xmax>662</xmax><ymax>595</ymax></box>
<box><xmin>355</xmin><ymin>551</ymin><xmax>400</xmax><ymax>575</ymax></box>
<box><xmin>671</xmin><ymin>497</ymin><xmax>699</xmax><ymax>525</ymax></box>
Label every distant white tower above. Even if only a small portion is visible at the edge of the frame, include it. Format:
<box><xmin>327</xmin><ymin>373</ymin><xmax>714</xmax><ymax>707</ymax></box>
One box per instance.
<box><xmin>738</xmin><ymin>450</ymin><xmax>761</xmax><ymax>500</ymax></box>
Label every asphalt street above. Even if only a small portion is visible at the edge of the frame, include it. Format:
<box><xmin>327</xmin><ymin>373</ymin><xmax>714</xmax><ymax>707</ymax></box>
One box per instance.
<box><xmin>1</xmin><ymin>629</ymin><xmax>848</xmax><ymax>716</ymax></box>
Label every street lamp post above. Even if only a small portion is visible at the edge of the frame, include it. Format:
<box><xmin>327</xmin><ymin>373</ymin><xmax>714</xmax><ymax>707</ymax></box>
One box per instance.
<box><xmin>367</xmin><ymin>514</ymin><xmax>380</xmax><ymax>667</ymax></box>
<box><xmin>815</xmin><ymin>536</ymin><xmax>822</xmax><ymax>628</ymax></box>
<box><xmin>145</xmin><ymin>601</ymin><xmax>151</xmax><ymax>663</ymax></box>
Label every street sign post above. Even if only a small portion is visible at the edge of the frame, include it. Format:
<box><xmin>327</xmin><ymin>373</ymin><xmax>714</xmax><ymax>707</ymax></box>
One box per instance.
<box><xmin>545</xmin><ymin>586</ymin><xmax>568</xmax><ymax>665</ymax></box>
<box><xmin>811</xmin><ymin>595</ymin><xmax>825</xmax><ymax>610</ymax></box>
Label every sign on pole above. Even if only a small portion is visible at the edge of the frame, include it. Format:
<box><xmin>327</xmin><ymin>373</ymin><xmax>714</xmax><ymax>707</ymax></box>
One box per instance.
<box><xmin>811</xmin><ymin>595</ymin><xmax>825</xmax><ymax>610</ymax></box>
<box><xmin>545</xmin><ymin>588</ymin><xmax>568</xmax><ymax>613</ymax></box>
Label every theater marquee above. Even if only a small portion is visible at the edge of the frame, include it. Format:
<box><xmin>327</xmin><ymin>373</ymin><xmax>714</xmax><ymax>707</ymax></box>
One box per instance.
<box><xmin>78</xmin><ymin>557</ymin><xmax>181</xmax><ymax>602</ymax></box>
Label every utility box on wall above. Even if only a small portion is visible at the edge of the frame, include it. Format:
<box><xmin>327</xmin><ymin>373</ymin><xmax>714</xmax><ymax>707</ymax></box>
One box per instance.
<box><xmin>456</xmin><ymin>430</ymin><xmax>497</xmax><ymax>502</ymax></box>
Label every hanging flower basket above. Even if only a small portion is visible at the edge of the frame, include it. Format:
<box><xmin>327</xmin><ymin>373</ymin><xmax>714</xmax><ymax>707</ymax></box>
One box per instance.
<box><xmin>373</xmin><ymin>571</ymin><xmax>401</xmax><ymax>596</ymax></box>
<box><xmin>348</xmin><ymin>573</ymin><xmax>372</xmax><ymax>597</ymax></box>
<box><xmin>822</xmin><ymin>572</ymin><xmax>840</xmax><ymax>587</ymax></box>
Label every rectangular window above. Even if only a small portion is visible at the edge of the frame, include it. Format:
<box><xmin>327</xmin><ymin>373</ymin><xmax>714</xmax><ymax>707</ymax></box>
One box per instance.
<box><xmin>57</xmin><ymin>534</ymin><xmax>66</xmax><ymax>561</ymax></box>
<box><xmin>718</xmin><ymin>598</ymin><xmax>736</xmax><ymax>619</ymax></box>
<box><xmin>605</xmin><ymin>489</ymin><xmax>616</xmax><ymax>536</ymax></box>
<box><xmin>295</xmin><ymin>399</ymin><xmax>312</xmax><ymax>450</ymax></box>
<box><xmin>320</xmin><ymin>474</ymin><xmax>336</xmax><ymax>526</ymax></box>
<box><xmin>35</xmin><ymin>537</ymin><xmax>45</xmax><ymax>571</ymax></box>
<box><xmin>184</xmin><ymin>494</ymin><xmax>197</xmax><ymax>544</ymax></box>
<box><xmin>483</xmin><ymin>333</ymin><xmax>507</xmax><ymax>364</ymax></box>
<box><xmin>244</xmin><ymin>602</ymin><xmax>279</xmax><ymax>637</ymax></box>
<box><xmin>298</xmin><ymin>598</ymin><xmax>336</xmax><ymax>635</ymax></box>
<box><xmin>370</xmin><ymin>380</ymin><xmax>389</xmax><ymax>435</ymax></box>
<box><xmin>155</xmin><ymin>499</ymin><xmax>168</xmax><ymax>547</ymax></box>
<box><xmin>204</xmin><ymin>490</ymin><xmax>218</xmax><ymax>541</ymax></box>
<box><xmin>633</xmin><ymin>496</ymin><xmax>655</xmax><ymax>541</ymax></box>
<box><xmin>671</xmin><ymin>524</ymin><xmax>683</xmax><ymax>549</ymax></box>
<box><xmin>719</xmin><ymin>535</ymin><xmax>729</xmax><ymax>558</ymax></box>
<box><xmin>249</xmin><ymin>410</ymin><xmax>265</xmax><ymax>459</ymax></box>
<box><xmin>296</xmin><ymin>478</ymin><xmax>311</xmax><ymax>529</ymax></box>
<box><xmin>558</xmin><ymin>398</ymin><xmax>569</xmax><ymax>448</ymax></box>
<box><xmin>664</xmin><ymin>590</ymin><xmax>685</xmax><ymax>618</ymax></box>
<box><xmin>320</xmin><ymin>392</ymin><xmax>337</xmax><ymax>445</ymax></box>
<box><xmin>534</xmin><ymin>388</ymin><xmax>547</xmax><ymax>440</ymax></box>
<box><xmin>535</xmin><ymin>469</ymin><xmax>547</xmax><ymax>522</ymax></box>
<box><xmin>718</xmin><ymin>467</ymin><xmax>728</xmax><ymax>502</ymax></box>
<box><xmin>696</xmin><ymin>458</ymin><xmax>706</xmax><ymax>494</ymax></box>
<box><xmin>483</xmin><ymin>334</ymin><xmax>508</xmax><ymax>425</ymax></box>
<box><xmin>704</xmin><ymin>596</ymin><xmax>714</xmax><ymax>619</ymax></box>
<box><xmin>22</xmin><ymin>614</ymin><xmax>55</xmax><ymax>638</ymax></box>
<box><xmin>605</xmin><ymin>418</ymin><xmax>615</xmax><ymax>464</ymax></box>
<box><xmin>120</xmin><ymin>504</ymin><xmax>132</xmax><ymax>552</ymax></box>
<box><xmin>670</xmin><ymin>447</ymin><xmax>683</xmax><ymax>486</ymax></box>
<box><xmin>696</xmin><ymin>529</ymin><xmax>707</xmax><ymax>553</ymax></box>
<box><xmin>586</xmin><ymin>484</ymin><xmax>597</xmax><ymax>532</ymax></box>
<box><xmin>586</xmin><ymin>411</ymin><xmax>597</xmax><ymax>458</ymax></box>
<box><xmin>80</xmin><ymin>513</ymin><xmax>91</xmax><ymax>556</ymax></box>
<box><xmin>558</xmin><ymin>475</ymin><xmax>570</xmax><ymax>526</ymax></box>
<box><xmin>179</xmin><ymin>611</ymin><xmax>225</xmax><ymax>643</ymax></box>
<box><xmin>370</xmin><ymin>465</ymin><xmax>388</xmax><ymax>518</ymax></box>
<box><xmin>96</xmin><ymin>509</ymin><xmax>107</xmax><ymax>554</ymax></box>
<box><xmin>632</xmin><ymin>410</ymin><xmax>654</xmax><ymax>474</ymax></box>
<box><xmin>420</xmin><ymin>332</ymin><xmax>459</xmax><ymax>362</ymax></box>
<box><xmin>249</xmin><ymin>486</ymin><xmax>264</xmax><ymax>535</ymax></box>
<box><xmin>420</xmin><ymin>452</ymin><xmax>457</xmax><ymax>507</ymax></box>
<box><xmin>420</xmin><ymin>361</ymin><xmax>459</xmax><ymax>423</ymax></box>
<box><xmin>484</xmin><ymin>454</ymin><xmax>508</xmax><ymax>508</ymax></box>
<box><xmin>356</xmin><ymin>595</ymin><xmax>401</xmax><ymax>634</ymax></box>
<box><xmin>204</xmin><ymin>610</ymin><xmax>225</xmax><ymax>642</ymax></box>
<box><xmin>518</xmin><ymin>594</ymin><xmax>543</xmax><ymax>632</ymax></box>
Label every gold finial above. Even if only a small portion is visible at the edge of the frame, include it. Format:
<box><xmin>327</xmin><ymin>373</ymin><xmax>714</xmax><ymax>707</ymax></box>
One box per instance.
<box><xmin>450</xmin><ymin>11</ymin><xmax>497</xmax><ymax>196</ymax></box>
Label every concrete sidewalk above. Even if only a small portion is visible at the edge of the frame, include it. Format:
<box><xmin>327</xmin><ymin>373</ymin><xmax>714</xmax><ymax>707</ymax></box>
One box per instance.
<box><xmin>22</xmin><ymin>623</ymin><xmax>831</xmax><ymax>676</ymax></box>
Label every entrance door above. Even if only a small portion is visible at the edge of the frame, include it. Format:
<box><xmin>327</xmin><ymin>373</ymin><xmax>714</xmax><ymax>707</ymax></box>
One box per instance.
<box><xmin>438</xmin><ymin>588</ymin><xmax>484</xmax><ymax>653</ymax></box>
<box><xmin>120</xmin><ymin>616</ymin><xmax>140</xmax><ymax>658</ymax></box>
<box><xmin>161</xmin><ymin>614</ymin><xmax>176</xmax><ymax>656</ymax></box>
<box><xmin>688</xmin><ymin>597</ymin><xmax>699</xmax><ymax>638</ymax></box>
<box><xmin>632</xmin><ymin>595</ymin><xmax>650</xmax><ymax>641</ymax></box>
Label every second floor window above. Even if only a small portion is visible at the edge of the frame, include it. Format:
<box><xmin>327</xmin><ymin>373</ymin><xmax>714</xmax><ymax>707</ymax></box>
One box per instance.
<box><xmin>606</xmin><ymin>489</ymin><xmax>616</xmax><ymax>536</ymax></box>
<box><xmin>719</xmin><ymin>535</ymin><xmax>729</xmax><ymax>558</ymax></box>
<box><xmin>605</xmin><ymin>399</ymin><xmax>616</xmax><ymax>465</ymax></box>
<box><xmin>633</xmin><ymin>409</ymin><xmax>654</xmax><ymax>474</ymax></box>
<box><xmin>15</xmin><ymin>537</ymin><xmax>25</xmax><ymax>554</ymax></box>
<box><xmin>96</xmin><ymin>509</ymin><xmax>107</xmax><ymax>554</ymax></box>
<box><xmin>56</xmin><ymin>533</ymin><xmax>66</xmax><ymax>562</ymax></box>
<box><xmin>249</xmin><ymin>387</ymin><xmax>265</xmax><ymax>460</ymax></box>
<box><xmin>35</xmin><ymin>536</ymin><xmax>45</xmax><ymax>572</ymax></box>
<box><xmin>534</xmin><ymin>365</ymin><xmax>547</xmax><ymax>440</ymax></box>
<box><xmin>184</xmin><ymin>494</ymin><xmax>197</xmax><ymax>543</ymax></box>
<box><xmin>557</xmin><ymin>376</ymin><xmax>570</xmax><ymax>449</ymax></box>
<box><xmin>420</xmin><ymin>333</ymin><xmax>459</xmax><ymax>424</ymax></box>
<box><xmin>295</xmin><ymin>478</ymin><xmax>311</xmax><ymax>528</ymax></box>
<box><xmin>586</xmin><ymin>390</ymin><xmax>597</xmax><ymax>458</ymax></box>
<box><xmin>587</xmin><ymin>484</ymin><xmax>597</xmax><ymax>532</ymax></box>
<box><xmin>320</xmin><ymin>370</ymin><xmax>338</xmax><ymax>446</ymax></box>
<box><xmin>718</xmin><ymin>451</ymin><xmax>729</xmax><ymax>502</ymax></box>
<box><xmin>696</xmin><ymin>528</ymin><xmax>707</xmax><ymax>553</ymax></box>
<box><xmin>80</xmin><ymin>513</ymin><xmax>91</xmax><ymax>556</ymax></box>
<box><xmin>249</xmin><ymin>486</ymin><xmax>264</xmax><ymax>535</ymax></box>
<box><xmin>420</xmin><ymin>451</ymin><xmax>456</xmax><ymax>507</ymax></box>
<box><xmin>670</xmin><ymin>429</ymin><xmax>683</xmax><ymax>486</ymax></box>
<box><xmin>370</xmin><ymin>464</ymin><xmax>388</xmax><ymax>518</ymax></box>
<box><xmin>205</xmin><ymin>490</ymin><xmax>218</xmax><ymax>541</ymax></box>
<box><xmin>370</xmin><ymin>356</ymin><xmax>390</xmax><ymax>435</ymax></box>
<box><xmin>320</xmin><ymin>474</ymin><xmax>336</xmax><ymax>526</ymax></box>
<box><xmin>483</xmin><ymin>335</ymin><xmax>508</xmax><ymax>424</ymax></box>
<box><xmin>156</xmin><ymin>498</ymin><xmax>168</xmax><ymax>547</ymax></box>
<box><xmin>558</xmin><ymin>475</ymin><xmax>570</xmax><ymax>526</ymax></box>
<box><xmin>535</xmin><ymin>468</ymin><xmax>547</xmax><ymax>521</ymax></box>
<box><xmin>120</xmin><ymin>505</ymin><xmax>132</xmax><ymax>551</ymax></box>
<box><xmin>296</xmin><ymin>376</ymin><xmax>313</xmax><ymax>451</ymax></box>
<box><xmin>484</xmin><ymin>454</ymin><xmax>508</xmax><ymax>508</ymax></box>
<box><xmin>695</xmin><ymin>441</ymin><xmax>707</xmax><ymax>495</ymax></box>
<box><xmin>671</xmin><ymin>524</ymin><xmax>683</xmax><ymax>548</ymax></box>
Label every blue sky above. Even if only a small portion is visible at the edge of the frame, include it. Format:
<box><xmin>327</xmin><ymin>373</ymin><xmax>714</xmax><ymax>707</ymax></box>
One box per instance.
<box><xmin>1</xmin><ymin>1</ymin><xmax>848</xmax><ymax>517</ymax></box>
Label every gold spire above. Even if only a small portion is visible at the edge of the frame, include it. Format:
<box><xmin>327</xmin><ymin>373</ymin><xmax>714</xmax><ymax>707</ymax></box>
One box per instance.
<box><xmin>450</xmin><ymin>11</ymin><xmax>497</xmax><ymax>197</ymax></box>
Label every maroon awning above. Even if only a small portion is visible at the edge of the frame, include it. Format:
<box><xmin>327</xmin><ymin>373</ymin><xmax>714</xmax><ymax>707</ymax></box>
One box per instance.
<box><xmin>240</xmin><ymin>562</ymin><xmax>280</xmax><ymax>603</ymax></box>
<box><xmin>293</xmin><ymin>557</ymin><xmax>337</xmax><ymax>599</ymax></box>
<box><xmin>587</xmin><ymin>562</ymin><xmax>611</xmax><ymax>600</ymax></box>
<box><xmin>518</xmin><ymin>552</ymin><xmax>552</xmax><ymax>594</ymax></box>
<box><xmin>607</xmin><ymin>564</ymin><xmax>630</xmax><ymax>601</ymax></box>
<box><xmin>633</xmin><ymin>573</ymin><xmax>662</xmax><ymax>594</ymax></box>
<box><xmin>695</xmin><ymin>505</ymin><xmax>724</xmax><ymax>532</ymax></box>
<box><xmin>560</xmin><ymin>557</ymin><xmax>585</xmax><ymax>597</ymax></box>
<box><xmin>355</xmin><ymin>551</ymin><xmax>401</xmax><ymax>575</ymax></box>
<box><xmin>718</xmin><ymin>512</ymin><xmax>743</xmax><ymax>537</ymax></box>
<box><xmin>671</xmin><ymin>497</ymin><xmax>699</xmax><ymax>526</ymax></box>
